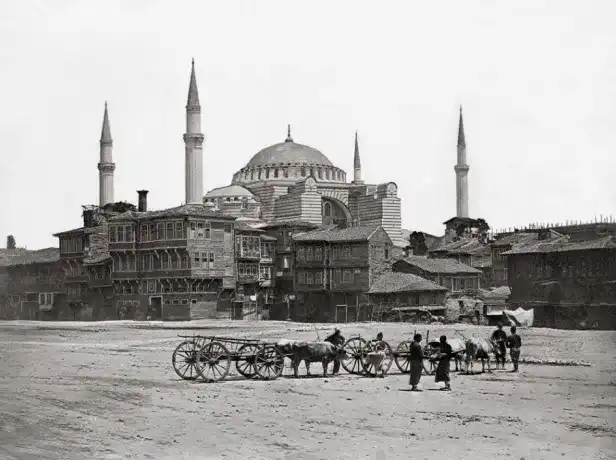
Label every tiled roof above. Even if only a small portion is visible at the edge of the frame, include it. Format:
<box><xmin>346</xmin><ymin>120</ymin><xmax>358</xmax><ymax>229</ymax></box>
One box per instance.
<box><xmin>293</xmin><ymin>225</ymin><xmax>383</xmax><ymax>243</ymax></box>
<box><xmin>261</xmin><ymin>235</ymin><xmax>277</xmax><ymax>241</ymax></box>
<box><xmin>430</xmin><ymin>237</ymin><xmax>486</xmax><ymax>255</ymax></box>
<box><xmin>491</xmin><ymin>232</ymin><xmax>538</xmax><ymax>248</ymax></box>
<box><xmin>0</xmin><ymin>248</ymin><xmax>60</xmax><ymax>267</ymax></box>
<box><xmin>107</xmin><ymin>204</ymin><xmax>236</xmax><ymax>222</ymax></box>
<box><xmin>52</xmin><ymin>226</ymin><xmax>86</xmax><ymax>237</ymax></box>
<box><xmin>369</xmin><ymin>272</ymin><xmax>448</xmax><ymax>294</ymax></box>
<box><xmin>261</xmin><ymin>220</ymin><xmax>320</xmax><ymax>229</ymax></box>
<box><xmin>501</xmin><ymin>235</ymin><xmax>578</xmax><ymax>255</ymax></box>
<box><xmin>397</xmin><ymin>256</ymin><xmax>481</xmax><ymax>274</ymax></box>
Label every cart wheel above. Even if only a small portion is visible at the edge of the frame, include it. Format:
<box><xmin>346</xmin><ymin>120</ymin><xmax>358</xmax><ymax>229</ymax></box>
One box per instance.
<box><xmin>172</xmin><ymin>340</ymin><xmax>200</xmax><ymax>380</ymax></box>
<box><xmin>341</xmin><ymin>337</ymin><xmax>369</xmax><ymax>375</ymax></box>
<box><xmin>362</xmin><ymin>341</ymin><xmax>394</xmax><ymax>377</ymax></box>
<box><xmin>255</xmin><ymin>345</ymin><xmax>285</xmax><ymax>380</ymax></box>
<box><xmin>394</xmin><ymin>341</ymin><xmax>413</xmax><ymax>373</ymax></box>
<box><xmin>236</xmin><ymin>343</ymin><xmax>260</xmax><ymax>379</ymax></box>
<box><xmin>195</xmin><ymin>341</ymin><xmax>231</xmax><ymax>382</ymax></box>
<box><xmin>422</xmin><ymin>344</ymin><xmax>440</xmax><ymax>375</ymax></box>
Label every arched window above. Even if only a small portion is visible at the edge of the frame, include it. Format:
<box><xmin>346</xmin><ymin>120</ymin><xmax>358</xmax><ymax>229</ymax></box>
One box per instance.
<box><xmin>258</xmin><ymin>169</ymin><xmax>262</xmax><ymax>179</ymax></box>
<box><xmin>266</xmin><ymin>168</ymin><xmax>270</xmax><ymax>179</ymax></box>
<box><xmin>283</xmin><ymin>167</ymin><xmax>289</xmax><ymax>178</ymax></box>
<box><xmin>301</xmin><ymin>166</ymin><xmax>306</xmax><ymax>177</ymax></box>
<box><xmin>250</xmin><ymin>170</ymin><xmax>255</xmax><ymax>180</ymax></box>
<box><xmin>244</xmin><ymin>170</ymin><xmax>249</xmax><ymax>179</ymax></box>
<box><xmin>241</xmin><ymin>200</ymin><xmax>248</xmax><ymax>210</ymax></box>
<box><xmin>234</xmin><ymin>197</ymin><xmax>239</xmax><ymax>201</ymax></box>
<box><xmin>274</xmin><ymin>168</ymin><xmax>279</xmax><ymax>178</ymax></box>
<box><xmin>324</xmin><ymin>201</ymin><xmax>332</xmax><ymax>217</ymax></box>
<box><xmin>317</xmin><ymin>169</ymin><xmax>322</xmax><ymax>179</ymax></box>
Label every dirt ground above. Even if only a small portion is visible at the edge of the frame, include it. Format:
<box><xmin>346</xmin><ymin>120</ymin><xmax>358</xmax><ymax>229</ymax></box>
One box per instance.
<box><xmin>0</xmin><ymin>320</ymin><xmax>614</xmax><ymax>460</ymax></box>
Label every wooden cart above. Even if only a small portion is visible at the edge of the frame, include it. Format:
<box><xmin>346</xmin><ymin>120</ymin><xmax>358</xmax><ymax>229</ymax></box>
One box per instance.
<box><xmin>171</xmin><ymin>335</ymin><xmax>286</xmax><ymax>383</ymax></box>
<box><xmin>341</xmin><ymin>332</ymin><xmax>464</xmax><ymax>377</ymax></box>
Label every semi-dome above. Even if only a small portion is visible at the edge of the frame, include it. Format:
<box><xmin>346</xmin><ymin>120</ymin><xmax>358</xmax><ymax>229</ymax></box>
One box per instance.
<box><xmin>246</xmin><ymin>126</ymin><xmax>333</xmax><ymax>167</ymax></box>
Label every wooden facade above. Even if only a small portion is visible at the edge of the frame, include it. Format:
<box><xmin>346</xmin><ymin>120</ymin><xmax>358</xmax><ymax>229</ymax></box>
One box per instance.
<box><xmin>393</xmin><ymin>256</ymin><xmax>482</xmax><ymax>294</ymax></box>
<box><xmin>292</xmin><ymin>225</ymin><xmax>393</xmax><ymax>322</ymax></box>
<box><xmin>233</xmin><ymin>223</ymin><xmax>276</xmax><ymax>319</ymax></box>
<box><xmin>504</xmin><ymin>236</ymin><xmax>616</xmax><ymax>330</ymax></box>
<box><xmin>106</xmin><ymin>204</ymin><xmax>236</xmax><ymax>321</ymax></box>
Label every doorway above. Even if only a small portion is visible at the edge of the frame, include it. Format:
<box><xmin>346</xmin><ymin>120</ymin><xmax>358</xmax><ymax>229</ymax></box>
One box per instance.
<box><xmin>149</xmin><ymin>296</ymin><xmax>163</xmax><ymax>320</ymax></box>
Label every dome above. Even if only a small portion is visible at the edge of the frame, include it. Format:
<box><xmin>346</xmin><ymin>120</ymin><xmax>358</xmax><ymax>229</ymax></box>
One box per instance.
<box><xmin>204</xmin><ymin>185</ymin><xmax>254</xmax><ymax>198</ymax></box>
<box><xmin>246</xmin><ymin>127</ymin><xmax>333</xmax><ymax>167</ymax></box>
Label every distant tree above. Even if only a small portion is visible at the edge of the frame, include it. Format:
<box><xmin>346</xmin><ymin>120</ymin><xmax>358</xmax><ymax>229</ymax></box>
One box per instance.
<box><xmin>476</xmin><ymin>218</ymin><xmax>491</xmax><ymax>234</ymax></box>
<box><xmin>6</xmin><ymin>235</ymin><xmax>15</xmax><ymax>249</ymax></box>
<box><xmin>408</xmin><ymin>231</ymin><xmax>428</xmax><ymax>256</ymax></box>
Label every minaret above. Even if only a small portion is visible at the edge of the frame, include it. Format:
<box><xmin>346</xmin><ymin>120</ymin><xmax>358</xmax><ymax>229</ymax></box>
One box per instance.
<box><xmin>183</xmin><ymin>58</ymin><xmax>205</xmax><ymax>204</ymax></box>
<box><xmin>98</xmin><ymin>102</ymin><xmax>115</xmax><ymax>207</ymax></box>
<box><xmin>454</xmin><ymin>105</ymin><xmax>469</xmax><ymax>218</ymax></box>
<box><xmin>352</xmin><ymin>130</ymin><xmax>363</xmax><ymax>184</ymax></box>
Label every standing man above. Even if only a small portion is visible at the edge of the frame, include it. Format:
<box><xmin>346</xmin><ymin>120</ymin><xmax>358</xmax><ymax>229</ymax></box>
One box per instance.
<box><xmin>434</xmin><ymin>335</ymin><xmax>453</xmax><ymax>391</ymax></box>
<box><xmin>491</xmin><ymin>323</ymin><xmax>508</xmax><ymax>369</ymax></box>
<box><xmin>409</xmin><ymin>333</ymin><xmax>424</xmax><ymax>391</ymax></box>
<box><xmin>324</xmin><ymin>328</ymin><xmax>345</xmax><ymax>375</ymax></box>
<box><xmin>506</xmin><ymin>326</ymin><xmax>522</xmax><ymax>372</ymax></box>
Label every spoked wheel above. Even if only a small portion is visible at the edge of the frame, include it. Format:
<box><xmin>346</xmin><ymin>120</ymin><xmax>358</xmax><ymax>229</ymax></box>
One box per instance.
<box><xmin>195</xmin><ymin>341</ymin><xmax>231</xmax><ymax>382</ymax></box>
<box><xmin>255</xmin><ymin>345</ymin><xmax>285</xmax><ymax>380</ymax></box>
<box><xmin>172</xmin><ymin>340</ymin><xmax>200</xmax><ymax>380</ymax></box>
<box><xmin>341</xmin><ymin>337</ymin><xmax>369</xmax><ymax>375</ymax></box>
<box><xmin>423</xmin><ymin>343</ymin><xmax>440</xmax><ymax>375</ymax></box>
<box><xmin>362</xmin><ymin>341</ymin><xmax>394</xmax><ymax>377</ymax></box>
<box><xmin>236</xmin><ymin>343</ymin><xmax>261</xmax><ymax>379</ymax></box>
<box><xmin>394</xmin><ymin>341</ymin><xmax>413</xmax><ymax>374</ymax></box>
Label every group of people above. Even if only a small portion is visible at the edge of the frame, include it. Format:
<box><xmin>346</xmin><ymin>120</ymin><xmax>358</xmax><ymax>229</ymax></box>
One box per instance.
<box><xmin>323</xmin><ymin>324</ymin><xmax>522</xmax><ymax>391</ymax></box>
<box><xmin>491</xmin><ymin>323</ymin><xmax>522</xmax><ymax>372</ymax></box>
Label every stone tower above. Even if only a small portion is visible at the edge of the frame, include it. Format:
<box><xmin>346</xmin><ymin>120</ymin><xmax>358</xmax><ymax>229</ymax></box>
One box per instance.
<box><xmin>353</xmin><ymin>131</ymin><xmax>363</xmax><ymax>184</ymax></box>
<box><xmin>184</xmin><ymin>59</ymin><xmax>205</xmax><ymax>204</ymax></box>
<box><xmin>98</xmin><ymin>102</ymin><xmax>115</xmax><ymax>207</ymax></box>
<box><xmin>455</xmin><ymin>106</ymin><xmax>469</xmax><ymax>218</ymax></box>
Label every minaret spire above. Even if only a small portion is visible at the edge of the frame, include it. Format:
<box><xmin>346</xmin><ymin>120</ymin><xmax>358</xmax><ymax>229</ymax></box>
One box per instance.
<box><xmin>454</xmin><ymin>105</ymin><xmax>469</xmax><ymax>218</ymax></box>
<box><xmin>98</xmin><ymin>101</ymin><xmax>115</xmax><ymax>207</ymax></box>
<box><xmin>184</xmin><ymin>59</ymin><xmax>205</xmax><ymax>204</ymax></box>
<box><xmin>285</xmin><ymin>124</ymin><xmax>293</xmax><ymax>142</ymax></box>
<box><xmin>353</xmin><ymin>130</ymin><xmax>363</xmax><ymax>184</ymax></box>
<box><xmin>187</xmin><ymin>58</ymin><xmax>200</xmax><ymax>109</ymax></box>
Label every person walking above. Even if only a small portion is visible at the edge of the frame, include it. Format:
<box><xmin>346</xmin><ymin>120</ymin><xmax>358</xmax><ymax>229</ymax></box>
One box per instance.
<box><xmin>491</xmin><ymin>323</ymin><xmax>508</xmax><ymax>369</ymax></box>
<box><xmin>324</xmin><ymin>328</ymin><xmax>345</xmax><ymax>375</ymax></box>
<box><xmin>434</xmin><ymin>335</ymin><xmax>453</xmax><ymax>391</ymax></box>
<box><xmin>506</xmin><ymin>326</ymin><xmax>522</xmax><ymax>372</ymax></box>
<box><xmin>409</xmin><ymin>333</ymin><xmax>424</xmax><ymax>391</ymax></box>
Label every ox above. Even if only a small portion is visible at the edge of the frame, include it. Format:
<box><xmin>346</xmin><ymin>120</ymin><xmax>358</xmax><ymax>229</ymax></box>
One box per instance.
<box><xmin>290</xmin><ymin>342</ymin><xmax>347</xmax><ymax>378</ymax></box>
<box><xmin>464</xmin><ymin>337</ymin><xmax>498</xmax><ymax>374</ymax></box>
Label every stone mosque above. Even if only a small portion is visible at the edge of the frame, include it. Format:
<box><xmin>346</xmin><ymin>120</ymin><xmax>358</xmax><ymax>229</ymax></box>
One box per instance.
<box><xmin>204</xmin><ymin>126</ymin><xmax>405</xmax><ymax>247</ymax></box>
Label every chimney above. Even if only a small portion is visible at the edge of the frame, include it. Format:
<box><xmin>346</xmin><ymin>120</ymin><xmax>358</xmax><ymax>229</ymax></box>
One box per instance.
<box><xmin>137</xmin><ymin>190</ymin><xmax>149</xmax><ymax>212</ymax></box>
<box><xmin>83</xmin><ymin>209</ymin><xmax>94</xmax><ymax>228</ymax></box>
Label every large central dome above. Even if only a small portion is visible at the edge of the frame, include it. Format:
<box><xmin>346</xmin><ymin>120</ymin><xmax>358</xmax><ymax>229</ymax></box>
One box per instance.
<box><xmin>230</xmin><ymin>125</ymin><xmax>348</xmax><ymax>186</ymax></box>
<box><xmin>247</xmin><ymin>140</ymin><xmax>333</xmax><ymax>167</ymax></box>
<box><xmin>246</xmin><ymin>126</ymin><xmax>332</xmax><ymax>167</ymax></box>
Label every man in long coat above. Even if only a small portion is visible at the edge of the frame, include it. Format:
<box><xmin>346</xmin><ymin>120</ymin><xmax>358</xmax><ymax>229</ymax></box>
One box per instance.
<box><xmin>409</xmin><ymin>333</ymin><xmax>424</xmax><ymax>391</ymax></box>
<box><xmin>434</xmin><ymin>335</ymin><xmax>452</xmax><ymax>391</ymax></box>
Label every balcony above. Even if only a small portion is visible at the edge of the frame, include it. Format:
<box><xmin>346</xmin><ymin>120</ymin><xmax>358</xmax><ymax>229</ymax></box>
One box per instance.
<box><xmin>238</xmin><ymin>274</ymin><xmax>259</xmax><ymax>284</ymax></box>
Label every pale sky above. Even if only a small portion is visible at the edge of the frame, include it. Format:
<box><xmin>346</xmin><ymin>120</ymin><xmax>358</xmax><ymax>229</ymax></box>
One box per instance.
<box><xmin>1</xmin><ymin>0</ymin><xmax>615</xmax><ymax>249</ymax></box>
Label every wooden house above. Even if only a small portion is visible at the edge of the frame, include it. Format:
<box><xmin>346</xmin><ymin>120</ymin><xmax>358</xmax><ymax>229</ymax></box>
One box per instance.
<box><xmin>368</xmin><ymin>272</ymin><xmax>448</xmax><ymax>321</ymax></box>
<box><xmin>393</xmin><ymin>256</ymin><xmax>482</xmax><ymax>294</ymax></box>
<box><xmin>291</xmin><ymin>225</ymin><xmax>393</xmax><ymax>322</ymax></box>
<box><xmin>106</xmin><ymin>203</ymin><xmax>236</xmax><ymax>321</ymax></box>
<box><xmin>503</xmin><ymin>235</ymin><xmax>616</xmax><ymax>330</ymax></box>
